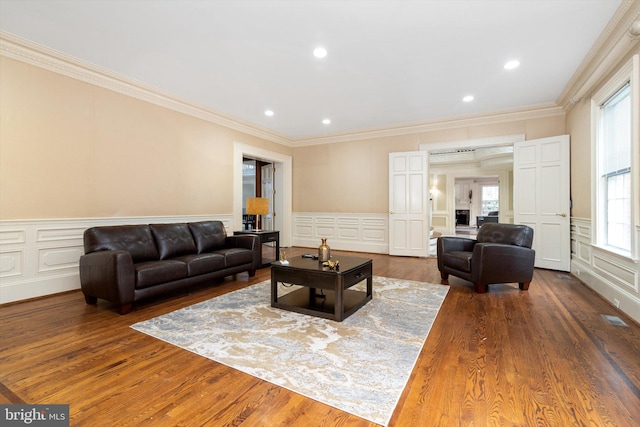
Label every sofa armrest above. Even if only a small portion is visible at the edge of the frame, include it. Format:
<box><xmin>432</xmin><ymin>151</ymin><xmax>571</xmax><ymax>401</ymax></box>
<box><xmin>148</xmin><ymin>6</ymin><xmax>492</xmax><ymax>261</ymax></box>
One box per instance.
<box><xmin>225</xmin><ymin>234</ymin><xmax>261</xmax><ymax>270</ymax></box>
<box><xmin>79</xmin><ymin>250</ymin><xmax>135</xmax><ymax>306</ymax></box>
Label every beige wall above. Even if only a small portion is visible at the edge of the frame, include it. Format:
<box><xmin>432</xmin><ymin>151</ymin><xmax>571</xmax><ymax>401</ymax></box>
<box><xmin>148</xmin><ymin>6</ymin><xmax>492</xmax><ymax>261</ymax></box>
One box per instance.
<box><xmin>565</xmin><ymin>97</ymin><xmax>592</xmax><ymax>219</ymax></box>
<box><xmin>1</xmin><ymin>53</ymin><xmax>611</xmax><ymax>222</ymax></box>
<box><xmin>0</xmin><ymin>55</ymin><xmax>567</xmax><ymax>221</ymax></box>
<box><xmin>0</xmin><ymin>57</ymin><xmax>291</xmax><ymax>220</ymax></box>
<box><xmin>292</xmin><ymin>116</ymin><xmax>565</xmax><ymax>213</ymax></box>
<box><xmin>566</xmin><ymin>47</ymin><xmax>640</xmax><ymax>219</ymax></box>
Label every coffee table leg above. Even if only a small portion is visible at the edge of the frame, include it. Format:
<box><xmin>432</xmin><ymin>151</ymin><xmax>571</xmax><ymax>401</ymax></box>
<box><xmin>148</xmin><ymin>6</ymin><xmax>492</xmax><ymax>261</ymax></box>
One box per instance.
<box><xmin>271</xmin><ymin>270</ymin><xmax>277</xmax><ymax>305</ymax></box>
<box><xmin>308</xmin><ymin>287</ymin><xmax>316</xmax><ymax>307</ymax></box>
<box><xmin>335</xmin><ymin>278</ymin><xmax>344</xmax><ymax>322</ymax></box>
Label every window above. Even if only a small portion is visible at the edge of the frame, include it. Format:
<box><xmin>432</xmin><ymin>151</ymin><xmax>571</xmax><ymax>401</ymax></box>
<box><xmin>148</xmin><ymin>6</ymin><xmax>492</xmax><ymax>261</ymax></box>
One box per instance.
<box><xmin>593</xmin><ymin>55</ymin><xmax>638</xmax><ymax>257</ymax></box>
<box><xmin>481</xmin><ymin>185</ymin><xmax>499</xmax><ymax>215</ymax></box>
<box><xmin>600</xmin><ymin>83</ymin><xmax>631</xmax><ymax>251</ymax></box>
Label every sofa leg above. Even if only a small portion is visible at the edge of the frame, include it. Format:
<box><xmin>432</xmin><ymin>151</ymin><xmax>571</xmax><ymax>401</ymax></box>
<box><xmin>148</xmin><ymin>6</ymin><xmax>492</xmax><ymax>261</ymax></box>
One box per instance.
<box><xmin>474</xmin><ymin>283</ymin><xmax>487</xmax><ymax>293</ymax></box>
<box><xmin>119</xmin><ymin>303</ymin><xmax>133</xmax><ymax>315</ymax></box>
<box><xmin>248</xmin><ymin>269</ymin><xmax>256</xmax><ymax>277</ymax></box>
<box><xmin>519</xmin><ymin>282</ymin><xmax>531</xmax><ymax>290</ymax></box>
<box><xmin>84</xmin><ymin>294</ymin><xmax>97</xmax><ymax>305</ymax></box>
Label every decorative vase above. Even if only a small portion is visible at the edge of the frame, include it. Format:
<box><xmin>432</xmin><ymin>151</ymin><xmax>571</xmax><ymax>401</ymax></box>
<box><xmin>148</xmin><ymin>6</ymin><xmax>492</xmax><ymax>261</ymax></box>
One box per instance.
<box><xmin>318</xmin><ymin>238</ymin><xmax>331</xmax><ymax>262</ymax></box>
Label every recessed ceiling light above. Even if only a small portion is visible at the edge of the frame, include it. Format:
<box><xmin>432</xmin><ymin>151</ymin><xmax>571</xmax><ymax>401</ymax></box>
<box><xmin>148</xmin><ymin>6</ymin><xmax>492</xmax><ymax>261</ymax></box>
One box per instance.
<box><xmin>313</xmin><ymin>47</ymin><xmax>327</xmax><ymax>58</ymax></box>
<box><xmin>264</xmin><ymin>110</ymin><xmax>274</xmax><ymax>117</ymax></box>
<box><xmin>462</xmin><ymin>95</ymin><xmax>474</xmax><ymax>103</ymax></box>
<box><xmin>504</xmin><ymin>60</ymin><xmax>520</xmax><ymax>70</ymax></box>
<box><xmin>322</xmin><ymin>118</ymin><xmax>331</xmax><ymax>124</ymax></box>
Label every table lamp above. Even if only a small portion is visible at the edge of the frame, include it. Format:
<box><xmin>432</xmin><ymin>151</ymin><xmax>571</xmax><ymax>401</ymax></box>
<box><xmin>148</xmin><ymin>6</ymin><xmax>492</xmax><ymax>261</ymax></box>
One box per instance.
<box><xmin>246</xmin><ymin>197</ymin><xmax>270</xmax><ymax>231</ymax></box>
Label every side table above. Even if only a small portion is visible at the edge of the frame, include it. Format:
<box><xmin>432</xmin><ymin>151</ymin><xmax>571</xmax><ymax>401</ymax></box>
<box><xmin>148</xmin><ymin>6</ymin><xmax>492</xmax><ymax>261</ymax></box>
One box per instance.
<box><xmin>233</xmin><ymin>230</ymin><xmax>279</xmax><ymax>268</ymax></box>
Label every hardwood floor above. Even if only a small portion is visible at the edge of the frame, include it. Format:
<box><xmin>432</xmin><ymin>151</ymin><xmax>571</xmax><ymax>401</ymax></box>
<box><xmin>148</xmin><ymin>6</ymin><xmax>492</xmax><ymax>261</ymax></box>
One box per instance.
<box><xmin>1</xmin><ymin>247</ymin><xmax>639</xmax><ymax>426</ymax></box>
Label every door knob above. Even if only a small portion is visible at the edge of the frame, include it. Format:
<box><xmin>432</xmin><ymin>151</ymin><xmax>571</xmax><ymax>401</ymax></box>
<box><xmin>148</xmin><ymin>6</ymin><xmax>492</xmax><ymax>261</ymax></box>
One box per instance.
<box><xmin>556</xmin><ymin>213</ymin><xmax>567</xmax><ymax>217</ymax></box>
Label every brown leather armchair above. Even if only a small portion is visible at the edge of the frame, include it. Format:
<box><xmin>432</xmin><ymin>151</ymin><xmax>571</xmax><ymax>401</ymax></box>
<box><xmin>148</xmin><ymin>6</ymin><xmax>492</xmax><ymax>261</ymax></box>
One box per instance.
<box><xmin>437</xmin><ymin>223</ymin><xmax>535</xmax><ymax>293</ymax></box>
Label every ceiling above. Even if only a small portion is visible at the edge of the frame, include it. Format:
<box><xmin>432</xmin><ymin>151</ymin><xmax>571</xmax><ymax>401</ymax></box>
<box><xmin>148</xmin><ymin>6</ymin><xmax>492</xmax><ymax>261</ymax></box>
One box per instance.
<box><xmin>0</xmin><ymin>0</ymin><xmax>624</xmax><ymax>141</ymax></box>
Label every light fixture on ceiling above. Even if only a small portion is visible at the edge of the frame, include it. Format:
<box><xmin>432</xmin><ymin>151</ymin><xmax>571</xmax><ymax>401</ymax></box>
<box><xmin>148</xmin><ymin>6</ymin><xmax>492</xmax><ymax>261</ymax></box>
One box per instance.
<box><xmin>264</xmin><ymin>110</ymin><xmax>274</xmax><ymax>117</ymax></box>
<box><xmin>322</xmin><ymin>118</ymin><xmax>331</xmax><ymax>124</ymax></box>
<box><xmin>462</xmin><ymin>95</ymin><xmax>474</xmax><ymax>103</ymax></box>
<box><xmin>504</xmin><ymin>60</ymin><xmax>520</xmax><ymax>70</ymax></box>
<box><xmin>313</xmin><ymin>47</ymin><xmax>327</xmax><ymax>58</ymax></box>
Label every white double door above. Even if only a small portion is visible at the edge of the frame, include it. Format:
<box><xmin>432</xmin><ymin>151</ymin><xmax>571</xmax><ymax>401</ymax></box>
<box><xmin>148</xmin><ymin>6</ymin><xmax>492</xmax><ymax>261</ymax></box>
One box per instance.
<box><xmin>389</xmin><ymin>135</ymin><xmax>571</xmax><ymax>272</ymax></box>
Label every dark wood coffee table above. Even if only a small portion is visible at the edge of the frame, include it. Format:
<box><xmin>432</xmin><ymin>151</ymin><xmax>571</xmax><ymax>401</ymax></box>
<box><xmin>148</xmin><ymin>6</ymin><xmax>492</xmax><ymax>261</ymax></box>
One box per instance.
<box><xmin>271</xmin><ymin>255</ymin><xmax>373</xmax><ymax>321</ymax></box>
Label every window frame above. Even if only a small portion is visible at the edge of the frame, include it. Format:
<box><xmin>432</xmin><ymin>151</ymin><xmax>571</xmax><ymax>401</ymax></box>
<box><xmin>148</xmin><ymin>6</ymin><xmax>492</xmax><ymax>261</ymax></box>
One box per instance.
<box><xmin>480</xmin><ymin>184</ymin><xmax>499</xmax><ymax>215</ymax></box>
<box><xmin>591</xmin><ymin>54</ymin><xmax>639</xmax><ymax>260</ymax></box>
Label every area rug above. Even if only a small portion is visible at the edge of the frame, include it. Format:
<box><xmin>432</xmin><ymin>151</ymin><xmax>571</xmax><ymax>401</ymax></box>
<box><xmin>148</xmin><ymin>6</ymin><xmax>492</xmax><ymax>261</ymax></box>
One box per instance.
<box><xmin>131</xmin><ymin>276</ymin><xmax>449</xmax><ymax>426</ymax></box>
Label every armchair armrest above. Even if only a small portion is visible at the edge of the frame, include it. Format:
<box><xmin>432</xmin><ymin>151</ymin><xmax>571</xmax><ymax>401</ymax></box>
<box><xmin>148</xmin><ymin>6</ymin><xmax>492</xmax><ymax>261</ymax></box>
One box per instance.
<box><xmin>79</xmin><ymin>250</ymin><xmax>135</xmax><ymax>306</ymax></box>
<box><xmin>437</xmin><ymin>236</ymin><xmax>476</xmax><ymax>253</ymax></box>
<box><xmin>437</xmin><ymin>236</ymin><xmax>476</xmax><ymax>271</ymax></box>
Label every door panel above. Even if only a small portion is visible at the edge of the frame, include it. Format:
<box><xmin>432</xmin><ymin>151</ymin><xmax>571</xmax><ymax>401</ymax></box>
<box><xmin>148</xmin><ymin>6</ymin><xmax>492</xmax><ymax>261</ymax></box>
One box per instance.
<box><xmin>514</xmin><ymin>135</ymin><xmax>570</xmax><ymax>271</ymax></box>
<box><xmin>389</xmin><ymin>151</ymin><xmax>428</xmax><ymax>257</ymax></box>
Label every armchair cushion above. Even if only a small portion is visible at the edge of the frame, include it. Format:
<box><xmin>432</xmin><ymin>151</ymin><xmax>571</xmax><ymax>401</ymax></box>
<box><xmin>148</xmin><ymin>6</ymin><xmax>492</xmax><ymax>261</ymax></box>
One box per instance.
<box><xmin>477</xmin><ymin>223</ymin><xmax>533</xmax><ymax>247</ymax></box>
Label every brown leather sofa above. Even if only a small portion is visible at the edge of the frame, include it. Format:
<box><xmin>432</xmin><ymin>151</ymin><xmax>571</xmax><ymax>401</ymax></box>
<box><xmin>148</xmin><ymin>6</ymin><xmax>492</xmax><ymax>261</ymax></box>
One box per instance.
<box><xmin>437</xmin><ymin>223</ymin><xmax>535</xmax><ymax>293</ymax></box>
<box><xmin>79</xmin><ymin>221</ymin><xmax>260</xmax><ymax>314</ymax></box>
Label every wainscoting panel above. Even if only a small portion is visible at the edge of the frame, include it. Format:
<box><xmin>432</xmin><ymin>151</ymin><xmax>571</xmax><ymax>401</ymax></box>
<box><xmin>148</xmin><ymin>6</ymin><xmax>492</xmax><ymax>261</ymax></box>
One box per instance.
<box><xmin>0</xmin><ymin>250</ymin><xmax>23</xmax><ymax>278</ymax></box>
<box><xmin>0</xmin><ymin>215</ymin><xmax>234</xmax><ymax>304</ymax></box>
<box><xmin>292</xmin><ymin>213</ymin><xmax>389</xmax><ymax>254</ymax></box>
<box><xmin>0</xmin><ymin>228</ymin><xmax>26</xmax><ymax>245</ymax></box>
<box><xmin>570</xmin><ymin>218</ymin><xmax>640</xmax><ymax>324</ymax></box>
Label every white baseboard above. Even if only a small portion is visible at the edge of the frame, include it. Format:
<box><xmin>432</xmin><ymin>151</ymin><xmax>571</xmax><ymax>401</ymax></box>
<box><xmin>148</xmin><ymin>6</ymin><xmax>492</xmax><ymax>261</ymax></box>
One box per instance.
<box><xmin>0</xmin><ymin>215</ymin><xmax>233</xmax><ymax>304</ymax></box>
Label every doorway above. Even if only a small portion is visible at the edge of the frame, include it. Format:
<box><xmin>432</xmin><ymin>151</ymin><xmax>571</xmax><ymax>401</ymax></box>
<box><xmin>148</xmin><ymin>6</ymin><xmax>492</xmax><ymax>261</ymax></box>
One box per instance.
<box><xmin>420</xmin><ymin>134</ymin><xmax>523</xmax><ymax>257</ymax></box>
<box><xmin>454</xmin><ymin>176</ymin><xmax>499</xmax><ymax>236</ymax></box>
<box><xmin>233</xmin><ymin>142</ymin><xmax>292</xmax><ymax>247</ymax></box>
<box><xmin>242</xmin><ymin>158</ymin><xmax>274</xmax><ymax>230</ymax></box>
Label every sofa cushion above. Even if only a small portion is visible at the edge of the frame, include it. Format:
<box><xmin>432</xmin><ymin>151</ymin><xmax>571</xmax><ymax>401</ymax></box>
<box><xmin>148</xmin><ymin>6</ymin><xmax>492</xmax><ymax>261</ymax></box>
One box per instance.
<box><xmin>175</xmin><ymin>253</ymin><xmax>226</xmax><ymax>276</ymax></box>
<box><xmin>215</xmin><ymin>247</ymin><xmax>254</xmax><ymax>268</ymax></box>
<box><xmin>135</xmin><ymin>260</ymin><xmax>187</xmax><ymax>289</ymax></box>
<box><xmin>150</xmin><ymin>223</ymin><xmax>197</xmax><ymax>260</ymax></box>
<box><xmin>84</xmin><ymin>225</ymin><xmax>159</xmax><ymax>263</ymax></box>
<box><xmin>188</xmin><ymin>221</ymin><xmax>227</xmax><ymax>253</ymax></box>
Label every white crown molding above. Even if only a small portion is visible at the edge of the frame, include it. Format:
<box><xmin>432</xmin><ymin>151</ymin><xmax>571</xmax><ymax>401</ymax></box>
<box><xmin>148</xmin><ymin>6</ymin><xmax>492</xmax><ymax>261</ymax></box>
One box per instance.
<box><xmin>0</xmin><ymin>30</ymin><xmax>564</xmax><ymax>149</ymax></box>
<box><xmin>0</xmin><ymin>31</ymin><xmax>292</xmax><ymax>147</ymax></box>
<box><xmin>292</xmin><ymin>104</ymin><xmax>564</xmax><ymax>147</ymax></box>
<box><xmin>558</xmin><ymin>0</ymin><xmax>640</xmax><ymax>111</ymax></box>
